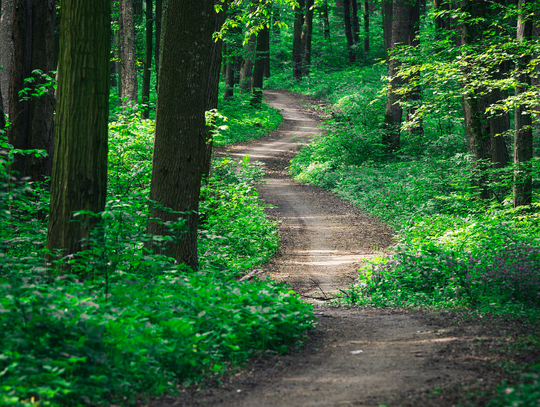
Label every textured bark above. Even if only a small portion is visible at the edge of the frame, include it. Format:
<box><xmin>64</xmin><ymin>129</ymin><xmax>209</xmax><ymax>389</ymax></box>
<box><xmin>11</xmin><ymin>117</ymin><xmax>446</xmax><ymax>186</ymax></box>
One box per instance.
<box><xmin>513</xmin><ymin>0</ymin><xmax>533</xmax><ymax>207</ymax></box>
<box><xmin>8</xmin><ymin>0</ymin><xmax>55</xmax><ymax>181</ymax></box>
<box><xmin>119</xmin><ymin>0</ymin><xmax>137</xmax><ymax>104</ymax></box>
<box><xmin>239</xmin><ymin>34</ymin><xmax>256</xmax><ymax>94</ymax></box>
<box><xmin>342</xmin><ymin>0</ymin><xmax>355</xmax><ymax>63</ymax></box>
<box><xmin>292</xmin><ymin>0</ymin><xmax>304</xmax><ymax>79</ymax></box>
<box><xmin>141</xmin><ymin>0</ymin><xmax>153</xmax><ymax>119</ymax></box>
<box><xmin>46</xmin><ymin>0</ymin><xmax>110</xmax><ymax>260</ymax></box>
<box><xmin>0</xmin><ymin>0</ymin><xmax>14</xmax><ymax>113</ymax></box>
<box><xmin>147</xmin><ymin>0</ymin><xmax>216</xmax><ymax>269</ymax></box>
<box><xmin>383</xmin><ymin>0</ymin><xmax>420</xmax><ymax>152</ymax></box>
<box><xmin>382</xmin><ymin>0</ymin><xmax>392</xmax><ymax>58</ymax></box>
<box><xmin>301</xmin><ymin>0</ymin><xmax>314</xmax><ymax>75</ymax></box>
<box><xmin>363</xmin><ymin>1</ymin><xmax>369</xmax><ymax>53</ymax></box>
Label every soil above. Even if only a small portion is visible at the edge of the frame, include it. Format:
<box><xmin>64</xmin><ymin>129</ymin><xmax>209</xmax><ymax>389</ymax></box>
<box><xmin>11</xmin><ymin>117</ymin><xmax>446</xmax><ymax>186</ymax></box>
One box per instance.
<box><xmin>148</xmin><ymin>90</ymin><xmax>539</xmax><ymax>407</ymax></box>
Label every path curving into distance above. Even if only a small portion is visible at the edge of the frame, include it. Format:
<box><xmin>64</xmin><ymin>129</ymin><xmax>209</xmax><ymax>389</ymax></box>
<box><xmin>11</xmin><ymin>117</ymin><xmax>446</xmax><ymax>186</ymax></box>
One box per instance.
<box><xmin>154</xmin><ymin>90</ymin><xmax>486</xmax><ymax>407</ymax></box>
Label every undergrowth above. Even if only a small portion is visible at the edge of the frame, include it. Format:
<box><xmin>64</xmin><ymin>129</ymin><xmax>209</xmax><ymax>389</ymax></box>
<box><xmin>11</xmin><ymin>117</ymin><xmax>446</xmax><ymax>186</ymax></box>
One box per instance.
<box><xmin>0</xmin><ymin>100</ymin><xmax>313</xmax><ymax>406</ymax></box>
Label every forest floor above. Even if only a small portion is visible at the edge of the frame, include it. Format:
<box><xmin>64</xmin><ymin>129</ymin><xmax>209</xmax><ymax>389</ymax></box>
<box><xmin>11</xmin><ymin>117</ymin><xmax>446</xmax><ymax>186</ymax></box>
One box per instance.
<box><xmin>149</xmin><ymin>90</ymin><xmax>539</xmax><ymax>407</ymax></box>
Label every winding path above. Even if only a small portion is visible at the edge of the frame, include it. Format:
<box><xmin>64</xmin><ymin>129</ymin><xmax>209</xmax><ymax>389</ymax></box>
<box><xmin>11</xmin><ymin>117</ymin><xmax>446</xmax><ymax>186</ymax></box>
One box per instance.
<box><xmin>155</xmin><ymin>90</ymin><xmax>486</xmax><ymax>407</ymax></box>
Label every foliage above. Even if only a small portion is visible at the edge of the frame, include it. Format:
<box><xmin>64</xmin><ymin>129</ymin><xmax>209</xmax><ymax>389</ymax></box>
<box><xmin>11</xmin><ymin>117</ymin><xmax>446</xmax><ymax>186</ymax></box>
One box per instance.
<box><xmin>0</xmin><ymin>92</ymin><xmax>312</xmax><ymax>406</ymax></box>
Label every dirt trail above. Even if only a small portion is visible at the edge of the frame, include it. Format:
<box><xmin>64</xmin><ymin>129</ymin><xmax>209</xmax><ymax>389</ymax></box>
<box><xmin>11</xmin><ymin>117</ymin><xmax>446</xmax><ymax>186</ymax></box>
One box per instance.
<box><xmin>153</xmin><ymin>90</ymin><xmax>506</xmax><ymax>407</ymax></box>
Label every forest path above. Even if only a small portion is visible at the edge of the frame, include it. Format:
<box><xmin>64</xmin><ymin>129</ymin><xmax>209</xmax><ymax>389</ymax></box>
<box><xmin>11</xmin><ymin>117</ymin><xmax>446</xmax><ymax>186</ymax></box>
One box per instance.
<box><xmin>155</xmin><ymin>90</ymin><xmax>492</xmax><ymax>407</ymax></box>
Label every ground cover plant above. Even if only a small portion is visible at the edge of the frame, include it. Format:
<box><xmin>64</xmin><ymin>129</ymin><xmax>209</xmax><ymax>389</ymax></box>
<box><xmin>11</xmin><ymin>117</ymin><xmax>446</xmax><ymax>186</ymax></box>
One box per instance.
<box><xmin>0</xmin><ymin>96</ymin><xmax>314</xmax><ymax>406</ymax></box>
<box><xmin>265</xmin><ymin>6</ymin><xmax>540</xmax><ymax>404</ymax></box>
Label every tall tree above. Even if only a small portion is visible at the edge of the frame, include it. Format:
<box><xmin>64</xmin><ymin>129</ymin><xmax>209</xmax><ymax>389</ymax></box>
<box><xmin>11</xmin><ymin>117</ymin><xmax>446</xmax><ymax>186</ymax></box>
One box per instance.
<box><xmin>155</xmin><ymin>0</ymin><xmax>163</xmax><ymax>84</ymax></box>
<box><xmin>320</xmin><ymin>0</ymin><xmax>330</xmax><ymax>40</ymax></box>
<box><xmin>8</xmin><ymin>0</ymin><xmax>55</xmax><ymax>181</ymax></box>
<box><xmin>147</xmin><ymin>0</ymin><xmax>217</xmax><ymax>269</ymax></box>
<box><xmin>239</xmin><ymin>34</ymin><xmax>256</xmax><ymax>93</ymax></box>
<box><xmin>513</xmin><ymin>0</ymin><xmax>534</xmax><ymax>207</ymax></box>
<box><xmin>46</xmin><ymin>0</ymin><xmax>110</xmax><ymax>260</ymax></box>
<box><xmin>141</xmin><ymin>0</ymin><xmax>153</xmax><ymax>119</ymax></box>
<box><xmin>383</xmin><ymin>0</ymin><xmax>420</xmax><ymax>152</ymax></box>
<box><xmin>0</xmin><ymin>0</ymin><xmax>14</xmax><ymax>114</ymax></box>
<box><xmin>292</xmin><ymin>0</ymin><xmax>304</xmax><ymax>79</ymax></box>
<box><xmin>342</xmin><ymin>0</ymin><xmax>355</xmax><ymax>63</ymax></box>
<box><xmin>301</xmin><ymin>0</ymin><xmax>314</xmax><ymax>75</ymax></box>
<box><xmin>119</xmin><ymin>0</ymin><xmax>137</xmax><ymax>104</ymax></box>
<box><xmin>351</xmin><ymin>0</ymin><xmax>360</xmax><ymax>54</ymax></box>
<box><xmin>363</xmin><ymin>0</ymin><xmax>369</xmax><ymax>53</ymax></box>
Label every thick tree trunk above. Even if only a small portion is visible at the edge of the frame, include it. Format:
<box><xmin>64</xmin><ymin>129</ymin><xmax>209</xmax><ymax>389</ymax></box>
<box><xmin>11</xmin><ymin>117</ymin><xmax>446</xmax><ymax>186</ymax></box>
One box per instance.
<box><xmin>292</xmin><ymin>0</ymin><xmax>304</xmax><ymax>79</ymax></box>
<box><xmin>239</xmin><ymin>34</ymin><xmax>256</xmax><ymax>94</ymax></box>
<box><xmin>363</xmin><ymin>1</ymin><xmax>369</xmax><ymax>53</ymax></box>
<box><xmin>148</xmin><ymin>0</ymin><xmax>216</xmax><ymax>270</ymax></box>
<box><xmin>382</xmin><ymin>0</ymin><xmax>392</xmax><ymax>59</ymax></box>
<box><xmin>141</xmin><ymin>0</ymin><xmax>153</xmax><ymax>119</ymax></box>
<box><xmin>119</xmin><ymin>0</ymin><xmax>137</xmax><ymax>104</ymax></box>
<box><xmin>46</xmin><ymin>0</ymin><xmax>110</xmax><ymax>262</ymax></box>
<box><xmin>0</xmin><ymin>0</ymin><xmax>14</xmax><ymax>114</ymax></box>
<box><xmin>513</xmin><ymin>0</ymin><xmax>533</xmax><ymax>207</ymax></box>
<box><xmin>8</xmin><ymin>0</ymin><xmax>55</xmax><ymax>182</ymax></box>
<box><xmin>301</xmin><ymin>0</ymin><xmax>314</xmax><ymax>75</ymax></box>
<box><xmin>342</xmin><ymin>0</ymin><xmax>355</xmax><ymax>63</ymax></box>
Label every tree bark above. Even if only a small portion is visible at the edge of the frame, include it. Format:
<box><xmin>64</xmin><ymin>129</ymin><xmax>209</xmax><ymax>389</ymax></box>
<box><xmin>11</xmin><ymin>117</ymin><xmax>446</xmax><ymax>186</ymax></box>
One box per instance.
<box><xmin>141</xmin><ymin>0</ymin><xmax>153</xmax><ymax>119</ymax></box>
<box><xmin>301</xmin><ymin>0</ymin><xmax>314</xmax><ymax>75</ymax></box>
<box><xmin>8</xmin><ymin>0</ymin><xmax>55</xmax><ymax>182</ymax></box>
<box><xmin>147</xmin><ymin>0</ymin><xmax>216</xmax><ymax>270</ymax></box>
<box><xmin>0</xmin><ymin>0</ymin><xmax>14</xmax><ymax>114</ymax></box>
<box><xmin>351</xmin><ymin>0</ymin><xmax>360</xmax><ymax>53</ymax></box>
<box><xmin>252</xmin><ymin>28</ymin><xmax>267</xmax><ymax>104</ymax></box>
<box><xmin>119</xmin><ymin>0</ymin><xmax>137</xmax><ymax>104</ymax></box>
<box><xmin>383</xmin><ymin>0</ymin><xmax>420</xmax><ymax>152</ymax></box>
<box><xmin>46</xmin><ymin>0</ymin><xmax>110</xmax><ymax>261</ymax></box>
<box><xmin>292</xmin><ymin>0</ymin><xmax>304</xmax><ymax>79</ymax></box>
<box><xmin>239</xmin><ymin>34</ymin><xmax>256</xmax><ymax>94</ymax></box>
<box><xmin>342</xmin><ymin>0</ymin><xmax>355</xmax><ymax>63</ymax></box>
<box><xmin>201</xmin><ymin>0</ymin><xmax>226</xmax><ymax>180</ymax></box>
<box><xmin>513</xmin><ymin>0</ymin><xmax>533</xmax><ymax>207</ymax></box>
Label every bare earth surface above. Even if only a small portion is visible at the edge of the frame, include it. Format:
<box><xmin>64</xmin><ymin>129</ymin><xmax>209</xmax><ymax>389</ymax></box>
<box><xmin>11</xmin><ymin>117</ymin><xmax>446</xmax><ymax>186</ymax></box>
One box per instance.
<box><xmin>149</xmin><ymin>90</ymin><xmax>538</xmax><ymax>407</ymax></box>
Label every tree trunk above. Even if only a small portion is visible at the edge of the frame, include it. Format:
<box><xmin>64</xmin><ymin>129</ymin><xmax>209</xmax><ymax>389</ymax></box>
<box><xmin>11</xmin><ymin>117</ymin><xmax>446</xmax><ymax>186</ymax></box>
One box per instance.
<box><xmin>513</xmin><ymin>0</ymin><xmax>533</xmax><ymax>207</ymax></box>
<box><xmin>147</xmin><ymin>0</ymin><xmax>216</xmax><ymax>270</ymax></box>
<box><xmin>252</xmin><ymin>28</ymin><xmax>267</xmax><ymax>104</ymax></box>
<box><xmin>239</xmin><ymin>34</ymin><xmax>256</xmax><ymax>94</ymax></box>
<box><xmin>351</xmin><ymin>0</ymin><xmax>360</xmax><ymax>55</ymax></box>
<box><xmin>301</xmin><ymin>0</ymin><xmax>314</xmax><ymax>75</ymax></box>
<box><xmin>155</xmin><ymin>0</ymin><xmax>162</xmax><ymax>85</ymax></box>
<box><xmin>8</xmin><ymin>0</ymin><xmax>55</xmax><ymax>182</ymax></box>
<box><xmin>383</xmin><ymin>0</ymin><xmax>420</xmax><ymax>153</ymax></box>
<box><xmin>263</xmin><ymin>26</ymin><xmax>271</xmax><ymax>78</ymax></box>
<box><xmin>119</xmin><ymin>0</ymin><xmax>137</xmax><ymax>104</ymax></box>
<box><xmin>363</xmin><ymin>1</ymin><xmax>369</xmax><ymax>53</ymax></box>
<box><xmin>0</xmin><ymin>0</ymin><xmax>14</xmax><ymax>114</ymax></box>
<box><xmin>321</xmin><ymin>0</ymin><xmax>330</xmax><ymax>40</ymax></box>
<box><xmin>292</xmin><ymin>0</ymin><xmax>304</xmax><ymax>79</ymax></box>
<box><xmin>382</xmin><ymin>0</ymin><xmax>392</xmax><ymax>59</ymax></box>
<box><xmin>342</xmin><ymin>0</ymin><xmax>355</xmax><ymax>63</ymax></box>
<box><xmin>46</xmin><ymin>0</ymin><xmax>110</xmax><ymax>262</ymax></box>
<box><xmin>201</xmin><ymin>0</ymin><xmax>226</xmax><ymax>181</ymax></box>
<box><xmin>141</xmin><ymin>0</ymin><xmax>153</xmax><ymax>119</ymax></box>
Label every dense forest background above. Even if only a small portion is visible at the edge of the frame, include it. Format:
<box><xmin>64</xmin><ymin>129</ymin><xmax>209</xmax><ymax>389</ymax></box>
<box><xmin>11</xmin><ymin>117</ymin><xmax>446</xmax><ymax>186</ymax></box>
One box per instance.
<box><xmin>0</xmin><ymin>0</ymin><xmax>539</xmax><ymax>406</ymax></box>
